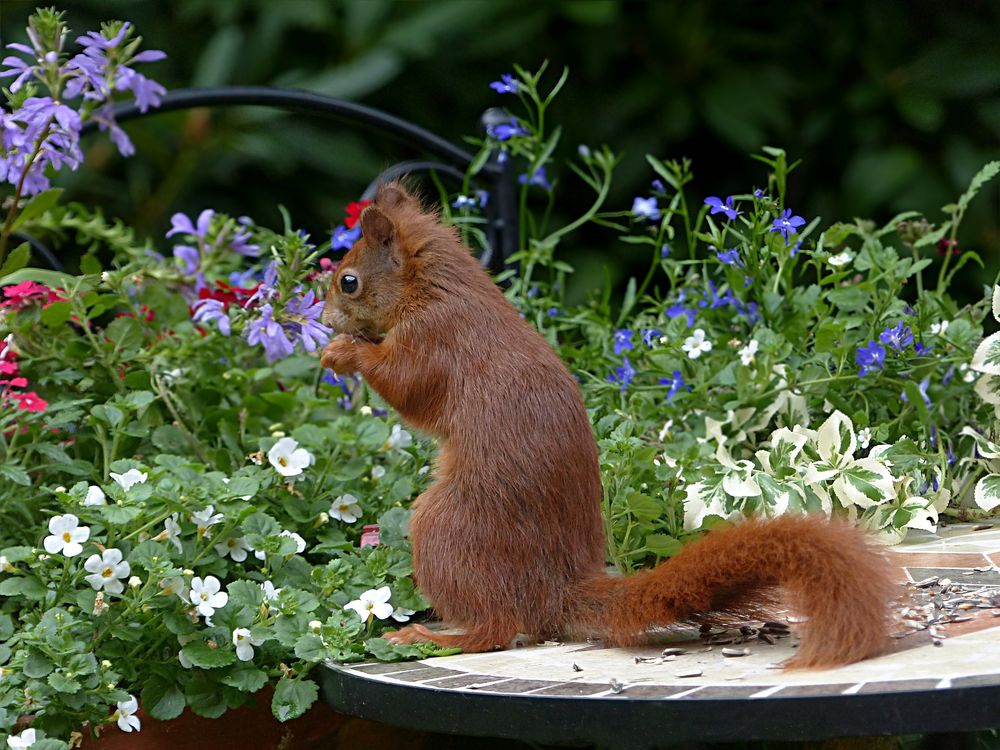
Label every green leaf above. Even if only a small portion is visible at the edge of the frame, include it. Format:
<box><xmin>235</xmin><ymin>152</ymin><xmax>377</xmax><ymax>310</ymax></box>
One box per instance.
<box><xmin>643</xmin><ymin>533</ymin><xmax>682</xmax><ymax>558</ymax></box>
<box><xmin>0</xmin><ymin>463</ymin><xmax>31</xmax><ymax>486</ymax></box>
<box><xmin>226</xmin><ymin>580</ymin><xmax>264</xmax><ymax>616</ymax></box>
<box><xmin>142</xmin><ymin>675</ymin><xmax>186</xmax><ymax>720</ymax></box>
<box><xmin>11</xmin><ymin>187</ymin><xmax>64</xmax><ymax>230</ymax></box>
<box><xmin>271</xmin><ymin>677</ymin><xmax>318</xmax><ymax>722</ymax></box>
<box><xmin>971</xmin><ymin>331</ymin><xmax>1000</xmax><ymax>376</ymax></box>
<box><xmin>957</xmin><ymin>161</ymin><xmax>1000</xmax><ymax>212</ymax></box>
<box><xmin>0</xmin><ymin>613</ymin><xmax>13</xmax><ymax>640</ymax></box>
<box><xmin>101</xmin><ymin>504</ymin><xmax>143</xmax><ymax>525</ymax></box>
<box><xmin>974</xmin><ymin>474</ymin><xmax>1000</xmax><ymax>512</ymax></box>
<box><xmin>0</xmin><ymin>267</ymin><xmax>75</xmax><ymax>288</ymax></box>
<box><xmin>30</xmin><ymin>740</ymin><xmax>70</xmax><ymax>750</ymax></box>
<box><xmin>0</xmin><ymin>576</ymin><xmax>47</xmax><ymax>599</ymax></box>
<box><xmin>180</xmin><ymin>641</ymin><xmax>237</xmax><ymax>669</ymax></box>
<box><xmin>47</xmin><ymin>671</ymin><xmax>82</xmax><ymax>694</ymax></box>
<box><xmin>225</xmin><ymin>476</ymin><xmax>259</xmax><ymax>498</ymax></box>
<box><xmin>293</xmin><ymin>633</ymin><xmax>328</xmax><ymax>662</ymax></box>
<box><xmin>185</xmin><ymin>672</ymin><xmax>228</xmax><ymax>718</ymax></box>
<box><xmin>106</xmin><ymin>316</ymin><xmax>144</xmax><ymax>352</ymax></box>
<box><xmin>152</xmin><ymin>424</ymin><xmax>188</xmax><ymax>453</ymax></box>
<box><xmin>220</xmin><ymin>664</ymin><xmax>269</xmax><ymax>693</ymax></box>
<box><xmin>0</xmin><ymin>243</ymin><xmax>31</xmax><ymax>277</ymax></box>
<box><xmin>826</xmin><ymin>286</ymin><xmax>869</xmax><ymax>312</ymax></box>
<box><xmin>23</xmin><ymin>649</ymin><xmax>54</xmax><ymax>678</ymax></box>
<box><xmin>40</xmin><ymin>300</ymin><xmax>72</xmax><ymax>327</ymax></box>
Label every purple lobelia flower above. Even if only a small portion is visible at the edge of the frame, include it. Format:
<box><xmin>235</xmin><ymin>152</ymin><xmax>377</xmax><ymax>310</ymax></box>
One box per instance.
<box><xmin>769</xmin><ymin>209</ymin><xmax>806</xmax><ymax>243</ymax></box>
<box><xmin>487</xmin><ymin>119</ymin><xmax>527</xmax><ymax>141</ymax></box>
<box><xmin>642</xmin><ymin>328</ymin><xmax>661</xmax><ymax>347</ymax></box>
<box><xmin>704</xmin><ymin>196</ymin><xmax>740</xmax><ymax>221</ymax></box>
<box><xmin>659</xmin><ymin>370</ymin><xmax>689</xmax><ymax>401</ymax></box>
<box><xmin>855</xmin><ymin>341</ymin><xmax>886</xmax><ymax>376</ymax></box>
<box><xmin>632</xmin><ymin>196</ymin><xmax>661</xmax><ymax>221</ymax></box>
<box><xmin>715</xmin><ymin>247</ymin><xmax>742</xmax><ymax>267</ymax></box>
<box><xmin>331</xmin><ymin>225</ymin><xmax>361</xmax><ymax>251</ymax></box>
<box><xmin>879</xmin><ymin>322</ymin><xmax>914</xmax><ymax>353</ymax></box>
<box><xmin>901</xmin><ymin>376</ymin><xmax>932</xmax><ymax>408</ymax></box>
<box><xmin>284</xmin><ymin>290</ymin><xmax>332</xmax><ymax>353</ymax></box>
<box><xmin>245</xmin><ymin>304</ymin><xmax>295</xmax><ymax>362</ymax></box>
<box><xmin>613</xmin><ymin>328</ymin><xmax>634</xmax><ymax>355</ymax></box>
<box><xmin>607</xmin><ymin>357</ymin><xmax>636</xmax><ymax>392</ymax></box>
<box><xmin>191</xmin><ymin>298</ymin><xmax>231</xmax><ymax>336</ymax></box>
<box><xmin>489</xmin><ymin>73</ymin><xmax>519</xmax><ymax>94</ymax></box>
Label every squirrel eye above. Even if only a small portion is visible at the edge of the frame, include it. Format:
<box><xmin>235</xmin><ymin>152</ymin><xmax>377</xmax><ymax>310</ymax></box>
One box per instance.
<box><xmin>340</xmin><ymin>274</ymin><xmax>359</xmax><ymax>294</ymax></box>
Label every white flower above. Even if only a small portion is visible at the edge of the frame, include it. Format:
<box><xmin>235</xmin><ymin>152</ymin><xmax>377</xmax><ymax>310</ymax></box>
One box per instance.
<box><xmin>391</xmin><ymin>607</ymin><xmax>416</xmax><ymax>623</ymax></box>
<box><xmin>308</xmin><ymin>619</ymin><xmax>323</xmax><ymax>633</ymax></box>
<box><xmin>43</xmin><ymin>514</ymin><xmax>90</xmax><ymax>557</ymax></box>
<box><xmin>159</xmin><ymin>576</ymin><xmax>188</xmax><ymax>601</ymax></box>
<box><xmin>280</xmin><ymin>530</ymin><xmax>306</xmax><ymax>554</ymax></box>
<box><xmin>114</xmin><ymin>695</ymin><xmax>141</xmax><ymax>733</ymax></box>
<box><xmin>162</xmin><ymin>513</ymin><xmax>183</xmax><ymax>553</ymax></box>
<box><xmin>189</xmin><ymin>576</ymin><xmax>228</xmax><ymax>621</ymax></box>
<box><xmin>360</xmin><ymin>405</ymin><xmax>373</xmax><ymax>416</ymax></box>
<box><xmin>214</xmin><ymin>536</ymin><xmax>251</xmax><ymax>562</ymax></box>
<box><xmin>681</xmin><ymin>328</ymin><xmax>713</xmax><ymax>359</ymax></box>
<box><xmin>0</xmin><ymin>555</ymin><xmax>12</xmax><ymax>573</ymax></box>
<box><xmin>960</xmin><ymin>363</ymin><xmax>976</xmax><ymax>383</ymax></box>
<box><xmin>385</xmin><ymin>424</ymin><xmax>412</xmax><ymax>451</ymax></box>
<box><xmin>260</xmin><ymin>580</ymin><xmax>282</xmax><ymax>605</ymax></box>
<box><xmin>128</xmin><ymin>575</ymin><xmax>142</xmax><ymax>588</ymax></box>
<box><xmin>267</xmin><ymin>437</ymin><xmax>314</xmax><ymax>477</ymax></box>
<box><xmin>177</xmin><ymin>633</ymin><xmax>197</xmax><ymax>668</ymax></box>
<box><xmin>738</xmin><ymin>339</ymin><xmax>759</xmax><ymax>366</ymax></box>
<box><xmin>371</xmin><ymin>465</ymin><xmax>386</xmax><ymax>480</ymax></box>
<box><xmin>161</xmin><ymin>367</ymin><xmax>183</xmax><ymax>384</ymax></box>
<box><xmin>110</xmin><ymin>469</ymin><xmax>148</xmax><ymax>492</ymax></box>
<box><xmin>330</xmin><ymin>494</ymin><xmax>362</xmax><ymax>523</ymax></box>
<box><xmin>7</xmin><ymin>728</ymin><xmax>37</xmax><ymax>749</ymax></box>
<box><xmin>84</xmin><ymin>549</ymin><xmax>131</xmax><ymax>595</ymax></box>
<box><xmin>344</xmin><ymin>586</ymin><xmax>393</xmax><ymax>622</ymax></box>
<box><xmin>857</xmin><ymin>427</ymin><xmax>872</xmax><ymax>450</ymax></box>
<box><xmin>192</xmin><ymin>505</ymin><xmax>223</xmax><ymax>539</ymax></box>
<box><xmin>84</xmin><ymin>485</ymin><xmax>107</xmax><ymax>506</ymax></box>
<box><xmin>930</xmin><ymin>320</ymin><xmax>950</xmax><ymax>336</ymax></box>
<box><xmin>658</xmin><ymin>420</ymin><xmax>673</xmax><ymax>442</ymax></box>
<box><xmin>828</xmin><ymin>252</ymin><xmax>852</xmax><ymax>266</ymax></box>
<box><xmin>232</xmin><ymin>628</ymin><xmax>264</xmax><ymax>662</ymax></box>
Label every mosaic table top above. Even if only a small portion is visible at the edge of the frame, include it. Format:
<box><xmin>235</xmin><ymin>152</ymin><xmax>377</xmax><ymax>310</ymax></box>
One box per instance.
<box><xmin>321</xmin><ymin>522</ymin><xmax>1000</xmax><ymax>746</ymax></box>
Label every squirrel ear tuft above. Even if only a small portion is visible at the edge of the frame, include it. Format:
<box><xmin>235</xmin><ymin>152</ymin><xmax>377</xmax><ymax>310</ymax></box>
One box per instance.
<box><xmin>360</xmin><ymin>205</ymin><xmax>395</xmax><ymax>248</ymax></box>
<box><xmin>376</xmin><ymin>184</ymin><xmax>408</xmax><ymax>209</ymax></box>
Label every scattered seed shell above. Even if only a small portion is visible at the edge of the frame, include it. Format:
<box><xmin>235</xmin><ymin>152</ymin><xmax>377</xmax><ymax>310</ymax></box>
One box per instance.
<box><xmin>722</xmin><ymin>647</ymin><xmax>750</xmax><ymax>657</ymax></box>
<box><xmin>676</xmin><ymin>669</ymin><xmax>702</xmax><ymax>678</ymax></box>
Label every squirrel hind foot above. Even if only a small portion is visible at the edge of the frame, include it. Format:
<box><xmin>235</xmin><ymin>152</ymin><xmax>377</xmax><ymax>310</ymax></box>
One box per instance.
<box><xmin>386</xmin><ymin>623</ymin><xmax>517</xmax><ymax>653</ymax></box>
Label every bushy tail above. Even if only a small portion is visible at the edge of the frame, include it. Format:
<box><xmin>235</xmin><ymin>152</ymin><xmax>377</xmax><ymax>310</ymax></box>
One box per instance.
<box><xmin>571</xmin><ymin>515</ymin><xmax>897</xmax><ymax>668</ymax></box>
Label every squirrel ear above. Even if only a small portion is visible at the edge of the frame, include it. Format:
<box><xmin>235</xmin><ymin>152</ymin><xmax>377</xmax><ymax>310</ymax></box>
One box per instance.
<box><xmin>376</xmin><ymin>184</ymin><xmax>407</xmax><ymax>209</ymax></box>
<box><xmin>360</xmin><ymin>205</ymin><xmax>395</xmax><ymax>249</ymax></box>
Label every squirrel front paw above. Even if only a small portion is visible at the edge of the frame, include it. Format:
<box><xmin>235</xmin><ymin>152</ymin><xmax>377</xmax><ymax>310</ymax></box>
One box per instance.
<box><xmin>320</xmin><ymin>334</ymin><xmax>361</xmax><ymax>374</ymax></box>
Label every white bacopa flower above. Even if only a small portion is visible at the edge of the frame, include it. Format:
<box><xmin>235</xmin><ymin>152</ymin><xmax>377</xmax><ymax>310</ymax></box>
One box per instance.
<box><xmin>232</xmin><ymin>628</ymin><xmax>264</xmax><ymax>662</ymax></box>
<box><xmin>114</xmin><ymin>695</ymin><xmax>141</xmax><ymax>733</ymax></box>
<box><xmin>960</xmin><ymin>363</ymin><xmax>976</xmax><ymax>383</ymax></box>
<box><xmin>308</xmin><ymin>619</ymin><xmax>323</xmax><ymax>633</ymax></box>
<box><xmin>828</xmin><ymin>251</ymin><xmax>852</xmax><ymax>266</ymax></box>
<box><xmin>260</xmin><ymin>580</ymin><xmax>282</xmax><ymax>603</ymax></box>
<box><xmin>177</xmin><ymin>633</ymin><xmax>197</xmax><ymax>668</ymax></box>
<box><xmin>857</xmin><ymin>427</ymin><xmax>873</xmax><ymax>450</ymax></box>
<box><xmin>214</xmin><ymin>536</ymin><xmax>251</xmax><ymax>562</ymax></box>
<box><xmin>84</xmin><ymin>485</ymin><xmax>107</xmax><ymax>506</ymax></box>
<box><xmin>267</xmin><ymin>437</ymin><xmax>314</xmax><ymax>477</ymax></box>
<box><xmin>359</xmin><ymin>405</ymin><xmax>373</xmax><ymax>416</ymax></box>
<box><xmin>739</xmin><ymin>339</ymin><xmax>759</xmax><ymax>366</ymax></box>
<box><xmin>658</xmin><ymin>419</ymin><xmax>674</xmax><ymax>442</ymax></box>
<box><xmin>128</xmin><ymin>575</ymin><xmax>142</xmax><ymax>588</ymax></box>
<box><xmin>189</xmin><ymin>575</ymin><xmax>228</xmax><ymax>621</ymax></box>
<box><xmin>391</xmin><ymin>607</ymin><xmax>416</xmax><ymax>623</ymax></box>
<box><xmin>110</xmin><ymin>469</ymin><xmax>148</xmax><ymax>492</ymax></box>
<box><xmin>84</xmin><ymin>548</ymin><xmax>131</xmax><ymax>595</ymax></box>
<box><xmin>371</xmin><ymin>465</ymin><xmax>386</xmax><ymax>480</ymax></box>
<box><xmin>280</xmin><ymin>530</ymin><xmax>306</xmax><ymax>554</ymax></box>
<box><xmin>330</xmin><ymin>494</ymin><xmax>362</xmax><ymax>524</ymax></box>
<box><xmin>7</xmin><ymin>728</ymin><xmax>37</xmax><ymax>749</ymax></box>
<box><xmin>930</xmin><ymin>320</ymin><xmax>950</xmax><ymax>336</ymax></box>
<box><xmin>344</xmin><ymin>586</ymin><xmax>393</xmax><ymax>622</ymax></box>
<box><xmin>162</xmin><ymin>513</ymin><xmax>183</xmax><ymax>553</ymax></box>
<box><xmin>385</xmin><ymin>424</ymin><xmax>412</xmax><ymax>451</ymax></box>
<box><xmin>43</xmin><ymin>514</ymin><xmax>90</xmax><ymax>557</ymax></box>
<box><xmin>192</xmin><ymin>505</ymin><xmax>223</xmax><ymax>538</ymax></box>
<box><xmin>0</xmin><ymin>555</ymin><xmax>12</xmax><ymax>573</ymax></box>
<box><xmin>681</xmin><ymin>328</ymin><xmax>713</xmax><ymax>359</ymax></box>
<box><xmin>159</xmin><ymin>576</ymin><xmax>188</xmax><ymax>601</ymax></box>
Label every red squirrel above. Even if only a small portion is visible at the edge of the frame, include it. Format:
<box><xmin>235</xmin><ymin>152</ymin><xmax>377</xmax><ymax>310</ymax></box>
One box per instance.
<box><xmin>320</xmin><ymin>183</ymin><xmax>896</xmax><ymax>668</ymax></box>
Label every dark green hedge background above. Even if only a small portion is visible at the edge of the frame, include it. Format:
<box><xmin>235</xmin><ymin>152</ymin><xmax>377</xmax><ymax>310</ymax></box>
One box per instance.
<box><xmin>2</xmin><ymin>0</ymin><xmax>999</xmax><ymax>299</ymax></box>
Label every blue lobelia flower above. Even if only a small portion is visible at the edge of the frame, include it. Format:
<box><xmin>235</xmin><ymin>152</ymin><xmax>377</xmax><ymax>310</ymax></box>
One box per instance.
<box><xmin>704</xmin><ymin>196</ymin><xmax>740</xmax><ymax>221</ymax></box>
<box><xmin>769</xmin><ymin>208</ymin><xmax>806</xmax><ymax>243</ymax></box>
<box><xmin>661</xmin><ymin>243</ymin><xmax>671</xmax><ymax>258</ymax></box>
<box><xmin>659</xmin><ymin>370</ymin><xmax>689</xmax><ymax>401</ymax></box>
<box><xmin>855</xmin><ymin>340</ymin><xmax>886</xmax><ymax>376</ymax></box>
<box><xmin>547</xmin><ymin>307</ymin><xmax>558</xmax><ymax>318</ymax></box>
<box><xmin>901</xmin><ymin>376</ymin><xmax>932</xmax><ymax>408</ymax></box>
<box><xmin>631</xmin><ymin>196</ymin><xmax>661</xmax><ymax>221</ymax></box>
<box><xmin>607</xmin><ymin>357</ymin><xmax>636</xmax><ymax>392</ymax></box>
<box><xmin>487</xmin><ymin>119</ymin><xmax>527</xmax><ymax>141</ymax></box>
<box><xmin>519</xmin><ymin>166</ymin><xmax>552</xmax><ymax>190</ymax></box>
<box><xmin>642</xmin><ymin>328</ymin><xmax>661</xmax><ymax>347</ymax></box>
<box><xmin>613</xmin><ymin>328</ymin><xmax>634</xmax><ymax>355</ymax></box>
<box><xmin>331</xmin><ymin>224</ymin><xmax>361</xmax><ymax>251</ymax></box>
<box><xmin>489</xmin><ymin>73</ymin><xmax>519</xmax><ymax>94</ymax></box>
<box><xmin>715</xmin><ymin>247</ymin><xmax>742</xmax><ymax>267</ymax></box>
<box><xmin>879</xmin><ymin>322</ymin><xmax>914</xmax><ymax>352</ymax></box>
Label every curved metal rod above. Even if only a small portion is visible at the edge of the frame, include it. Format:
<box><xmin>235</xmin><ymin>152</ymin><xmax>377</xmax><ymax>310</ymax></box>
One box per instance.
<box><xmin>80</xmin><ymin>86</ymin><xmax>500</xmax><ymax>176</ymax></box>
<box><xmin>362</xmin><ymin>160</ymin><xmax>469</xmax><ymax>200</ymax></box>
<box><xmin>10</xmin><ymin>232</ymin><xmax>63</xmax><ymax>272</ymax></box>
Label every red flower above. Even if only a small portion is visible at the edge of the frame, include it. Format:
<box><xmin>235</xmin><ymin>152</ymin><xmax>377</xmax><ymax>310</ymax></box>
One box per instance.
<box><xmin>196</xmin><ymin>281</ymin><xmax>261</xmax><ymax>309</ymax></box>
<box><xmin>360</xmin><ymin>524</ymin><xmax>380</xmax><ymax>548</ymax></box>
<box><xmin>343</xmin><ymin>200</ymin><xmax>372</xmax><ymax>230</ymax></box>
<box><xmin>1</xmin><ymin>281</ymin><xmax>63</xmax><ymax>310</ymax></box>
<box><xmin>936</xmin><ymin>238</ymin><xmax>960</xmax><ymax>256</ymax></box>
<box><xmin>0</xmin><ymin>377</ymin><xmax>27</xmax><ymax>388</ymax></box>
<box><xmin>116</xmin><ymin>304</ymin><xmax>156</xmax><ymax>322</ymax></box>
<box><xmin>0</xmin><ymin>361</ymin><xmax>17</xmax><ymax>376</ymax></box>
<box><xmin>11</xmin><ymin>391</ymin><xmax>47</xmax><ymax>412</ymax></box>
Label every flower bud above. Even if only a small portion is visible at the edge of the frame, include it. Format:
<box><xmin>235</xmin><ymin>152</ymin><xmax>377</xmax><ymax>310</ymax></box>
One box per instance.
<box><xmin>101</xmin><ymin>660</ymin><xmax>112</xmax><ymax>669</ymax></box>
<box><xmin>308</xmin><ymin>620</ymin><xmax>322</xmax><ymax>634</ymax></box>
<box><xmin>360</xmin><ymin>405</ymin><xmax>373</xmax><ymax>416</ymax></box>
<box><xmin>128</xmin><ymin>576</ymin><xmax>141</xmax><ymax>588</ymax></box>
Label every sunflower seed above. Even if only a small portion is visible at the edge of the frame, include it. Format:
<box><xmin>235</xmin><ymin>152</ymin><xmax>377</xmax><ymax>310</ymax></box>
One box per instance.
<box><xmin>912</xmin><ymin>576</ymin><xmax>939</xmax><ymax>588</ymax></box>
<box><xmin>676</xmin><ymin>668</ymin><xmax>702</xmax><ymax>678</ymax></box>
<box><xmin>722</xmin><ymin>647</ymin><xmax>750</xmax><ymax>657</ymax></box>
<box><xmin>572</xmin><ymin>663</ymin><xmax>582</xmax><ymax>672</ymax></box>
<box><xmin>661</xmin><ymin>647</ymin><xmax>685</xmax><ymax>656</ymax></box>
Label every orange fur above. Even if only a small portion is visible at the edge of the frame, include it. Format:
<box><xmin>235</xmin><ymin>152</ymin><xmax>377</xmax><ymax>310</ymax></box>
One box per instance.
<box><xmin>320</xmin><ymin>183</ymin><xmax>896</xmax><ymax>667</ymax></box>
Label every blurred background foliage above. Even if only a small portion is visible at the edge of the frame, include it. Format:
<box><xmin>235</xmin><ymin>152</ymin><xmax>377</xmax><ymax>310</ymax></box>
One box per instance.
<box><xmin>2</xmin><ymin>0</ymin><xmax>999</xmax><ymax>301</ymax></box>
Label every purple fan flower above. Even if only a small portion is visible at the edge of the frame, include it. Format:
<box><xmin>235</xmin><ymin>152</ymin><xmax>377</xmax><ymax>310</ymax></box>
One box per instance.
<box><xmin>769</xmin><ymin>208</ymin><xmax>806</xmax><ymax>242</ymax></box>
<box><xmin>332</xmin><ymin>225</ymin><xmax>361</xmax><ymax>251</ymax></box>
<box><xmin>245</xmin><ymin>304</ymin><xmax>295</xmax><ymax>362</ymax></box>
<box><xmin>855</xmin><ymin>340</ymin><xmax>886</xmax><ymax>377</ymax></box>
<box><xmin>173</xmin><ymin>245</ymin><xmax>199</xmax><ymax>275</ymax></box>
<box><xmin>879</xmin><ymin>322</ymin><xmax>914</xmax><ymax>353</ymax></box>
<box><xmin>167</xmin><ymin>209</ymin><xmax>214</xmax><ymax>239</ymax></box>
<box><xmin>642</xmin><ymin>328</ymin><xmax>661</xmax><ymax>347</ymax></box>
<box><xmin>519</xmin><ymin>166</ymin><xmax>552</xmax><ymax>190</ymax></box>
<box><xmin>704</xmin><ymin>196</ymin><xmax>740</xmax><ymax>221</ymax></box>
<box><xmin>613</xmin><ymin>329</ymin><xmax>634</xmax><ymax>355</ymax></box>
<box><xmin>489</xmin><ymin>73</ymin><xmax>519</xmax><ymax>94</ymax></box>
<box><xmin>659</xmin><ymin>370</ymin><xmax>688</xmax><ymax>401</ymax></box>
<box><xmin>0</xmin><ymin>43</ymin><xmax>43</xmax><ymax>92</ymax></box>
<box><xmin>608</xmin><ymin>357</ymin><xmax>636</xmax><ymax>392</ymax></box>
<box><xmin>632</xmin><ymin>196</ymin><xmax>661</xmax><ymax>221</ymax></box>
<box><xmin>285</xmin><ymin>290</ymin><xmax>332</xmax><ymax>353</ymax></box>
<box><xmin>191</xmin><ymin>298</ymin><xmax>230</xmax><ymax>336</ymax></box>
<box><xmin>715</xmin><ymin>247</ymin><xmax>742</xmax><ymax>267</ymax></box>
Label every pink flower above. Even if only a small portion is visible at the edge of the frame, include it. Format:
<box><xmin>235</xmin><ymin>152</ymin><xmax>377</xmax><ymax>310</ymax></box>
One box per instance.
<box><xmin>12</xmin><ymin>391</ymin><xmax>47</xmax><ymax>412</ymax></box>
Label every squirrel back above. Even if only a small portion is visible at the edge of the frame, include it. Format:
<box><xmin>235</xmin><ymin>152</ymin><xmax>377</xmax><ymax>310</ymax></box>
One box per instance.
<box><xmin>320</xmin><ymin>183</ymin><xmax>895</xmax><ymax>666</ymax></box>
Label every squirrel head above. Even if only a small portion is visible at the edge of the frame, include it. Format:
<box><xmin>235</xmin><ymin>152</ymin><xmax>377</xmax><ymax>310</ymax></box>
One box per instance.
<box><xmin>322</xmin><ymin>183</ymin><xmax>417</xmax><ymax>341</ymax></box>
